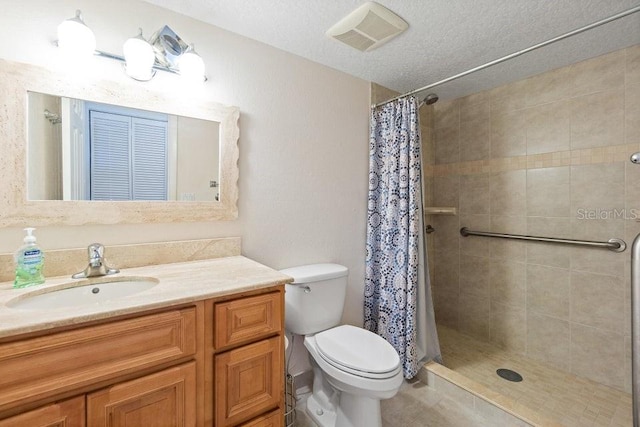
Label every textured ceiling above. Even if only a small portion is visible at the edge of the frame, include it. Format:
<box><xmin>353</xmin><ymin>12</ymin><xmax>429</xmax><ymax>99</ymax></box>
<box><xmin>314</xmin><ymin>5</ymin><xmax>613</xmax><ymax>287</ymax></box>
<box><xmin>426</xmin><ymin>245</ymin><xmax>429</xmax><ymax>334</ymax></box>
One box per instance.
<box><xmin>142</xmin><ymin>0</ymin><xmax>640</xmax><ymax>101</ymax></box>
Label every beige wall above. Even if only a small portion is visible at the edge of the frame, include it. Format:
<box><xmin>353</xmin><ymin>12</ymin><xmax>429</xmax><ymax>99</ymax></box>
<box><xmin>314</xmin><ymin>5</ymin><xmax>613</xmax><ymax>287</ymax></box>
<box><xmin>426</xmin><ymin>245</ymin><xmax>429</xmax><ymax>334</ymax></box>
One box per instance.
<box><xmin>429</xmin><ymin>45</ymin><xmax>640</xmax><ymax>392</ymax></box>
<box><xmin>28</xmin><ymin>93</ymin><xmax>62</xmax><ymax>200</ymax></box>
<box><xmin>0</xmin><ymin>1</ymin><xmax>370</xmax><ymax>328</ymax></box>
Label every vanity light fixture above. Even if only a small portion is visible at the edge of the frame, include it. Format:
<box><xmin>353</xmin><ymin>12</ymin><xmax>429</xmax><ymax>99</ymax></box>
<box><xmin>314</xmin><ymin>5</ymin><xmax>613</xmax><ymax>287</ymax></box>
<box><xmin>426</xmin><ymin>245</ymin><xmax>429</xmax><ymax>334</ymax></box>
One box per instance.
<box><xmin>178</xmin><ymin>44</ymin><xmax>206</xmax><ymax>82</ymax></box>
<box><xmin>56</xmin><ymin>10</ymin><xmax>207</xmax><ymax>82</ymax></box>
<box><xmin>56</xmin><ymin>10</ymin><xmax>96</xmax><ymax>58</ymax></box>
<box><xmin>123</xmin><ymin>29</ymin><xmax>156</xmax><ymax>81</ymax></box>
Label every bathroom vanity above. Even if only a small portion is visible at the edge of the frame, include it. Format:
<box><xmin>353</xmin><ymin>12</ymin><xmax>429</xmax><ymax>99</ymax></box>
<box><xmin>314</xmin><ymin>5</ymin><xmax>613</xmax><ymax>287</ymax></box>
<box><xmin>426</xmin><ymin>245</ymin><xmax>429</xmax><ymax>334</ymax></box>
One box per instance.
<box><xmin>0</xmin><ymin>256</ymin><xmax>291</xmax><ymax>427</ymax></box>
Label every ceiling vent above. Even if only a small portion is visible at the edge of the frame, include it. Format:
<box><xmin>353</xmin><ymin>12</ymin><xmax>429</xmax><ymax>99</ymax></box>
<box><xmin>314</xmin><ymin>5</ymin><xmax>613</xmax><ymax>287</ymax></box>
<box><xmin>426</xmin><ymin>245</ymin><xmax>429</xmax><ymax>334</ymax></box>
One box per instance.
<box><xmin>326</xmin><ymin>2</ymin><xmax>408</xmax><ymax>52</ymax></box>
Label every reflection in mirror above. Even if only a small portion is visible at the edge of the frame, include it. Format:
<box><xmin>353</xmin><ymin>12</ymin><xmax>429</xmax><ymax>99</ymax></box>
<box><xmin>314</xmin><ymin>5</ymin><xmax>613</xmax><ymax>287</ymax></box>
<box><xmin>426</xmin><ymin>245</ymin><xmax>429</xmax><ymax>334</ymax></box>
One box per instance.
<box><xmin>27</xmin><ymin>92</ymin><xmax>220</xmax><ymax>202</ymax></box>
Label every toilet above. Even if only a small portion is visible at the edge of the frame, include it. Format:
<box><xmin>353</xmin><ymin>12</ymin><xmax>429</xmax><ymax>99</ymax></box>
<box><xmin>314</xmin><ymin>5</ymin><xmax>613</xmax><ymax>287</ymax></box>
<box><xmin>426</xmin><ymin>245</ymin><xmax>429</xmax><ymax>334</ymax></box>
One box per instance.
<box><xmin>281</xmin><ymin>263</ymin><xmax>403</xmax><ymax>427</ymax></box>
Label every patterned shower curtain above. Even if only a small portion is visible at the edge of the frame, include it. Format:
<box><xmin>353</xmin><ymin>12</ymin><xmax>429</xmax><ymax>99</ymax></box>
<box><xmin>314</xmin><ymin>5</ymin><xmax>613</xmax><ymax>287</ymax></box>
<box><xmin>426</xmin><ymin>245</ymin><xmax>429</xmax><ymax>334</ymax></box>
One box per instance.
<box><xmin>364</xmin><ymin>96</ymin><xmax>423</xmax><ymax>379</ymax></box>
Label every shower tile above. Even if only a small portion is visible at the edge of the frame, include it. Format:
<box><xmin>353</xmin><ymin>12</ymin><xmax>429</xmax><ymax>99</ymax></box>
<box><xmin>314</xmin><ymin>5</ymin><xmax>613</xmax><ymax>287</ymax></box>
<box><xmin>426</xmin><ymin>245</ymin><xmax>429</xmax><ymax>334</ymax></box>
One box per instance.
<box><xmin>433</xmin><ymin>175</ymin><xmax>460</xmax><ymax>208</ymax></box>
<box><xmin>570</xmin><ymin>49</ymin><xmax>625</xmax><ymax>97</ymax></box>
<box><xmin>570</xmin><ymin>271</ymin><xmax>624</xmax><ymax>333</ymax></box>
<box><xmin>489</xmin><ymin>79</ymin><xmax>527</xmax><ymax>114</ymax></box>
<box><xmin>459</xmin><ymin>214</ymin><xmax>490</xmax><ymax>256</ymax></box>
<box><xmin>459</xmin><ymin>174</ymin><xmax>490</xmax><ymax>214</ymax></box>
<box><xmin>434</xmin><ymin>99</ymin><xmax>459</xmax><ymax>130</ymax></box>
<box><xmin>569</xmin><ymin>217</ymin><xmax>625</xmax><ymax>278</ymax></box>
<box><xmin>490</xmin><ymin>109</ymin><xmax>527</xmax><ymax>158</ymax></box>
<box><xmin>489</xmin><ymin>301</ymin><xmax>525</xmax><ymax>354</ymax></box>
<box><xmin>460</xmin><ymin>115</ymin><xmax>490</xmax><ymax>162</ymax></box>
<box><xmin>570</xmin><ymin>324</ymin><xmax>625</xmax><ymax>390</ymax></box>
<box><xmin>526</xmin><ymin>217</ymin><xmax>572</xmax><ymax>268</ymax></box>
<box><xmin>526</xmin><ymin>312</ymin><xmax>570</xmax><ymax>372</ymax></box>
<box><xmin>570</xmin><ymin>216</ymin><xmax>625</xmax><ymax>242</ymax></box>
<box><xmin>626</xmin><ymin>84</ymin><xmax>640</xmax><ymax>145</ymax></box>
<box><xmin>458</xmin><ymin>90</ymin><xmax>491</xmax><ymax>111</ymax></box>
<box><xmin>525</xmin><ymin>101</ymin><xmax>571</xmax><ymax>155</ymax></box>
<box><xmin>569</xmin><ymin>245</ymin><xmax>625</xmax><ymax>278</ymax></box>
<box><xmin>459</xmin><ymin>102</ymin><xmax>489</xmax><ymax>123</ymax></box>
<box><xmin>627</xmin><ymin>45</ymin><xmax>640</xmax><ymax>86</ymax></box>
<box><xmin>459</xmin><ymin>255</ymin><xmax>490</xmax><ymax>299</ymax></box>
<box><xmin>490</xmin><ymin>170</ymin><xmax>526</xmax><ymax>216</ymax></box>
<box><xmin>526</xmin><ymin>167</ymin><xmax>570</xmax><ymax>217</ymax></box>
<box><xmin>432</xmin><ymin>215</ymin><xmax>460</xmax><ymax>253</ymax></box>
<box><xmin>433</xmin><ymin>288</ymin><xmax>459</xmax><ymax>330</ymax></box>
<box><xmin>526</xmin><ymin>264</ymin><xmax>570</xmax><ymax>319</ymax></box>
<box><xmin>459</xmin><ymin>293</ymin><xmax>490</xmax><ymax>340</ymax></box>
<box><xmin>433</xmin><ymin>250</ymin><xmax>459</xmax><ymax>294</ymax></box>
<box><xmin>570</xmin><ymin>89</ymin><xmax>624</xmax><ymax>149</ymax></box>
<box><xmin>570</xmin><ymin>162</ymin><xmax>625</xmax><ymax>216</ymax></box>
<box><xmin>490</xmin><ymin>260</ymin><xmax>525</xmax><ymax>308</ymax></box>
<box><xmin>524</xmin><ymin>66</ymin><xmax>573</xmax><ymax>107</ymax></box>
<box><xmin>437</xmin><ymin>325</ymin><xmax>633</xmax><ymax>427</ymax></box>
<box><xmin>489</xmin><ymin>215</ymin><xmax>527</xmax><ymax>261</ymax></box>
<box><xmin>434</xmin><ymin>127</ymin><xmax>460</xmax><ymax>164</ymax></box>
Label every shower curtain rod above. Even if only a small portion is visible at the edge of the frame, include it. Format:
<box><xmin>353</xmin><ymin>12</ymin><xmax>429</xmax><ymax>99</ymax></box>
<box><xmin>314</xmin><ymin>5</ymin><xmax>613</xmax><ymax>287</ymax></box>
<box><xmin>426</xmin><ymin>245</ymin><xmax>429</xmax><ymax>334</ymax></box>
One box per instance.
<box><xmin>373</xmin><ymin>5</ymin><xmax>640</xmax><ymax>108</ymax></box>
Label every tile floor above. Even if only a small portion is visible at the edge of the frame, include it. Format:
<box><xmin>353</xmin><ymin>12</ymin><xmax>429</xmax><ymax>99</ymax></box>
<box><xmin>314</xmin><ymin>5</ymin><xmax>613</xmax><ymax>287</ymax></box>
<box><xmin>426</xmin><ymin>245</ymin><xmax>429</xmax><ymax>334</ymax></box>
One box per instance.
<box><xmin>293</xmin><ymin>380</ymin><xmax>494</xmax><ymax>427</ymax></box>
<box><xmin>438</xmin><ymin>325</ymin><xmax>633</xmax><ymax>427</ymax></box>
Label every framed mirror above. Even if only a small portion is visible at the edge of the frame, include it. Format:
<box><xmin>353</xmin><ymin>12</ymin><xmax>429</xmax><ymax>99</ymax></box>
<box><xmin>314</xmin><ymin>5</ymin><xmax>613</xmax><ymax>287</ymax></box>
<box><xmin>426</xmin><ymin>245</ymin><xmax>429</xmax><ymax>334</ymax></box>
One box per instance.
<box><xmin>28</xmin><ymin>93</ymin><xmax>221</xmax><ymax>202</ymax></box>
<box><xmin>0</xmin><ymin>59</ymin><xmax>239</xmax><ymax>226</ymax></box>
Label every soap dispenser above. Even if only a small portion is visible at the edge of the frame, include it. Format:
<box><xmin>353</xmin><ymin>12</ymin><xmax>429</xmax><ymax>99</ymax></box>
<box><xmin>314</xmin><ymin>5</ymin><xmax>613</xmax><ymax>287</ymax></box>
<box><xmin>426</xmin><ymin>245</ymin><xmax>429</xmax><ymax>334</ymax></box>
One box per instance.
<box><xmin>14</xmin><ymin>227</ymin><xmax>45</xmax><ymax>288</ymax></box>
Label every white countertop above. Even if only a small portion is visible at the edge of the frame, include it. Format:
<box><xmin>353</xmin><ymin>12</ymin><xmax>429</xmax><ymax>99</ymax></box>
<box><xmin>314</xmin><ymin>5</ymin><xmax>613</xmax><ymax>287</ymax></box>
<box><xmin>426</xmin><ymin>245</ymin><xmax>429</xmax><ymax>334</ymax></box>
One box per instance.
<box><xmin>0</xmin><ymin>256</ymin><xmax>293</xmax><ymax>339</ymax></box>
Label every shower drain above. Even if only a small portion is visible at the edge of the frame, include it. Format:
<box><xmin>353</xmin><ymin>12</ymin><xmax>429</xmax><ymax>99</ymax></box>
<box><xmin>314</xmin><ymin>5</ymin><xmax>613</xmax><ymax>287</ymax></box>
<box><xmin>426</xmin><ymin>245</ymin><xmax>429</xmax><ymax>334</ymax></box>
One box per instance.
<box><xmin>496</xmin><ymin>368</ymin><xmax>523</xmax><ymax>382</ymax></box>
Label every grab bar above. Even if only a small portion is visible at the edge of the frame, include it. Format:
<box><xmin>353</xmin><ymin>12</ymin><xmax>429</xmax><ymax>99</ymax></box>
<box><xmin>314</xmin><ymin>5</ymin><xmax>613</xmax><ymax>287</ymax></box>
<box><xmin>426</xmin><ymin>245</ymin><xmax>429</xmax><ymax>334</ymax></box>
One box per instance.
<box><xmin>460</xmin><ymin>227</ymin><xmax>626</xmax><ymax>252</ymax></box>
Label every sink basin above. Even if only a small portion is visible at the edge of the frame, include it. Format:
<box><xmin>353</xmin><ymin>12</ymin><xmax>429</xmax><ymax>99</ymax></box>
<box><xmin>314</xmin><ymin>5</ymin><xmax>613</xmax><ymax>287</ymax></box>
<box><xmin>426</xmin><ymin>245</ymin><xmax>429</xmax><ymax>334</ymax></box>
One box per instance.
<box><xmin>7</xmin><ymin>277</ymin><xmax>159</xmax><ymax>310</ymax></box>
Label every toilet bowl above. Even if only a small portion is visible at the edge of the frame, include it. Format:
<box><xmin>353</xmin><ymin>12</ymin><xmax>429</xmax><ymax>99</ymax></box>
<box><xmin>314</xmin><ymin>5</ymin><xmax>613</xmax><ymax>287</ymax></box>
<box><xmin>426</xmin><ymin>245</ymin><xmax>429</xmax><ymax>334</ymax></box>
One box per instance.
<box><xmin>281</xmin><ymin>264</ymin><xmax>403</xmax><ymax>427</ymax></box>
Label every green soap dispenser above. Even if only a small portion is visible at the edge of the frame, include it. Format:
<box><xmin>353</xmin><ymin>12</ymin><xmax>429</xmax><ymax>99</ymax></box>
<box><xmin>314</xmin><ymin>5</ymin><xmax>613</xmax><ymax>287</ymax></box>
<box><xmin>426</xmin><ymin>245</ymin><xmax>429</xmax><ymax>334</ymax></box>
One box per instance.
<box><xmin>14</xmin><ymin>227</ymin><xmax>45</xmax><ymax>288</ymax></box>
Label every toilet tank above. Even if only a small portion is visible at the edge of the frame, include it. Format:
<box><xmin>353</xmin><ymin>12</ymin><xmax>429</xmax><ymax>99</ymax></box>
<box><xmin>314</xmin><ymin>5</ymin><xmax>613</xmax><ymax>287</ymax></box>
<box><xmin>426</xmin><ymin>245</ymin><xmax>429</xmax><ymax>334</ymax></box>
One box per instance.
<box><xmin>281</xmin><ymin>263</ymin><xmax>348</xmax><ymax>336</ymax></box>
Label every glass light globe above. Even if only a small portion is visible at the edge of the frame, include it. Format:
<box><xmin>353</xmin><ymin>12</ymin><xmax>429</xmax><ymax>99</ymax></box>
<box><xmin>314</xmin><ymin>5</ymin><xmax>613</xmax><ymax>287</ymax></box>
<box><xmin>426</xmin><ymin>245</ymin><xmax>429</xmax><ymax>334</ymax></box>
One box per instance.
<box><xmin>179</xmin><ymin>45</ymin><xmax>206</xmax><ymax>82</ymax></box>
<box><xmin>123</xmin><ymin>29</ymin><xmax>156</xmax><ymax>81</ymax></box>
<box><xmin>57</xmin><ymin>10</ymin><xmax>96</xmax><ymax>58</ymax></box>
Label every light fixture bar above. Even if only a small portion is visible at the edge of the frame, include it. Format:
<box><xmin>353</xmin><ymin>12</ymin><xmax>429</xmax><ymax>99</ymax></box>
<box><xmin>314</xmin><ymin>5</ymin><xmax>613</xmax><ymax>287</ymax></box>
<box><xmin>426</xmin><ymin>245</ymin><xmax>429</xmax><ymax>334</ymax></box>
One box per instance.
<box><xmin>93</xmin><ymin>50</ymin><xmax>207</xmax><ymax>81</ymax></box>
<box><xmin>94</xmin><ymin>50</ymin><xmax>183</xmax><ymax>77</ymax></box>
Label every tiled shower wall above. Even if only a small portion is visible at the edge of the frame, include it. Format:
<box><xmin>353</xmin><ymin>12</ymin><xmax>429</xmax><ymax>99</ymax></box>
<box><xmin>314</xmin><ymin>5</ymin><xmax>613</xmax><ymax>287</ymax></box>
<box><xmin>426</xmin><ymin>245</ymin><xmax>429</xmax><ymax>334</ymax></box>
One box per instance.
<box><xmin>428</xmin><ymin>44</ymin><xmax>640</xmax><ymax>392</ymax></box>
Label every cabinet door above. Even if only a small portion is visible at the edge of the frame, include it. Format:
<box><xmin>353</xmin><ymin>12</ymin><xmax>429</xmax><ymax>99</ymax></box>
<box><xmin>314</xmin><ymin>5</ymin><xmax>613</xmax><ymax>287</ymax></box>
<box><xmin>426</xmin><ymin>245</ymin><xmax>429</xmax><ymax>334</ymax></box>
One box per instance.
<box><xmin>0</xmin><ymin>396</ymin><xmax>85</xmax><ymax>427</ymax></box>
<box><xmin>238</xmin><ymin>410</ymin><xmax>282</xmax><ymax>427</ymax></box>
<box><xmin>87</xmin><ymin>362</ymin><xmax>196</xmax><ymax>427</ymax></box>
<box><xmin>214</xmin><ymin>292</ymin><xmax>282</xmax><ymax>351</ymax></box>
<box><xmin>0</xmin><ymin>307</ymin><xmax>196</xmax><ymax>415</ymax></box>
<box><xmin>215</xmin><ymin>337</ymin><xmax>283</xmax><ymax>427</ymax></box>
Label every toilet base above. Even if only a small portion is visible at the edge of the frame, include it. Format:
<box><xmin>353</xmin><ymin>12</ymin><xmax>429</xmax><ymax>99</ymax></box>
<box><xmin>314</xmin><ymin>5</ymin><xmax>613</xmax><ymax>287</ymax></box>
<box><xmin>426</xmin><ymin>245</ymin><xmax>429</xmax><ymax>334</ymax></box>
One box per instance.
<box><xmin>306</xmin><ymin>391</ymin><xmax>383</xmax><ymax>427</ymax></box>
<box><xmin>306</xmin><ymin>393</ymin><xmax>337</xmax><ymax>427</ymax></box>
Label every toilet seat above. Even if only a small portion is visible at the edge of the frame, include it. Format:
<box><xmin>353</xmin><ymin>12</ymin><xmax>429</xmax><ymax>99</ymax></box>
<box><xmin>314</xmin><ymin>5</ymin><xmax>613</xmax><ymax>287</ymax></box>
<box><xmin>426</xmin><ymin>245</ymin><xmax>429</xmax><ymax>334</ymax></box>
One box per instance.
<box><xmin>314</xmin><ymin>325</ymin><xmax>401</xmax><ymax>379</ymax></box>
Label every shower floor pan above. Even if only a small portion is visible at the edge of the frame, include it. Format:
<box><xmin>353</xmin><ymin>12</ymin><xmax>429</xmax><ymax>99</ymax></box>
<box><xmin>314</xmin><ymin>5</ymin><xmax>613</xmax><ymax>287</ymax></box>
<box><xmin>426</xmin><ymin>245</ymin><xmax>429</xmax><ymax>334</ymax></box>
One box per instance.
<box><xmin>420</xmin><ymin>326</ymin><xmax>632</xmax><ymax>427</ymax></box>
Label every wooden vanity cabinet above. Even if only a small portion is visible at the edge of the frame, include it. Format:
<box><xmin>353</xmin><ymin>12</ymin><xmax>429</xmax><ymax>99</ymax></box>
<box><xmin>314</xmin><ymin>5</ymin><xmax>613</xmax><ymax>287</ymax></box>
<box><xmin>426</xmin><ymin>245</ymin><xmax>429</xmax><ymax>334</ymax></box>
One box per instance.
<box><xmin>0</xmin><ymin>285</ymin><xmax>285</xmax><ymax>427</ymax></box>
<box><xmin>211</xmin><ymin>291</ymin><xmax>285</xmax><ymax>427</ymax></box>
<box><xmin>87</xmin><ymin>362</ymin><xmax>196</xmax><ymax>427</ymax></box>
<box><xmin>0</xmin><ymin>396</ymin><xmax>85</xmax><ymax>427</ymax></box>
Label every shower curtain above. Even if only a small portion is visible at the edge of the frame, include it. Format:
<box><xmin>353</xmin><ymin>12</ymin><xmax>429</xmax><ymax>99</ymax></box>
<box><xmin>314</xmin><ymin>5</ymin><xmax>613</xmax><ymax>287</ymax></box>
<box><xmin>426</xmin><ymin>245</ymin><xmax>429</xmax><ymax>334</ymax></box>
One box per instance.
<box><xmin>364</xmin><ymin>96</ymin><xmax>441</xmax><ymax>379</ymax></box>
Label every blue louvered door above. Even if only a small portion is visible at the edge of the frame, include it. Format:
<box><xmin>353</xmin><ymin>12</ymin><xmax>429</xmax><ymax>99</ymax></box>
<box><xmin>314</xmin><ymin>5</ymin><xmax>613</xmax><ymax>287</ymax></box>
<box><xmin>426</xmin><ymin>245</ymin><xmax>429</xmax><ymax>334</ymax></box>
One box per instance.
<box><xmin>132</xmin><ymin>117</ymin><xmax>168</xmax><ymax>200</ymax></box>
<box><xmin>89</xmin><ymin>111</ymin><xmax>167</xmax><ymax>200</ymax></box>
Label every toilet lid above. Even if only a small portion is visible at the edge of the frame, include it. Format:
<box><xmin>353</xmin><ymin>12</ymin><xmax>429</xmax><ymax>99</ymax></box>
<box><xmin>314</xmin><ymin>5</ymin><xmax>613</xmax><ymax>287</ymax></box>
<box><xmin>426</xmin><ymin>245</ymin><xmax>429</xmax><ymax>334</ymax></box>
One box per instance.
<box><xmin>315</xmin><ymin>325</ymin><xmax>400</xmax><ymax>376</ymax></box>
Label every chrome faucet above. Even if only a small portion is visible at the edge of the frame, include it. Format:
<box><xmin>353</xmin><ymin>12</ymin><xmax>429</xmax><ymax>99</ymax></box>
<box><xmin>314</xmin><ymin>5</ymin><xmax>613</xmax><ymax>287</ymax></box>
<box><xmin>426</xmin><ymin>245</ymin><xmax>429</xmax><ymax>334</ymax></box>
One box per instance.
<box><xmin>72</xmin><ymin>243</ymin><xmax>120</xmax><ymax>279</ymax></box>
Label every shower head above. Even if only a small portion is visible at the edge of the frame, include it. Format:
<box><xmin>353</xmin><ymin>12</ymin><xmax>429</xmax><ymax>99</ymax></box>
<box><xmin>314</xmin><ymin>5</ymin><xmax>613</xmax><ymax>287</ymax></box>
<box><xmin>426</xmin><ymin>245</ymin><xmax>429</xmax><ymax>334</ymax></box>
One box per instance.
<box><xmin>631</xmin><ymin>152</ymin><xmax>640</xmax><ymax>164</ymax></box>
<box><xmin>422</xmin><ymin>93</ymin><xmax>439</xmax><ymax>105</ymax></box>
